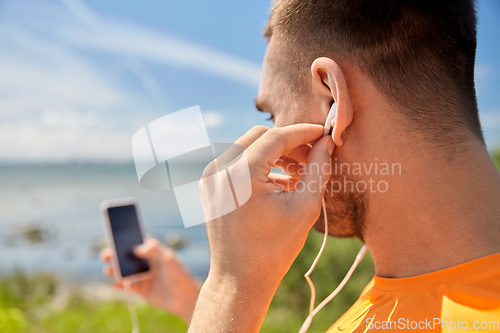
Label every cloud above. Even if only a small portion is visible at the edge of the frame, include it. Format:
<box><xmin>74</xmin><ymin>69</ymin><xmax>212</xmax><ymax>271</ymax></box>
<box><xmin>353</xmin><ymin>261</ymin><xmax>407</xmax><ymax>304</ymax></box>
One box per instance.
<box><xmin>0</xmin><ymin>0</ymin><xmax>262</xmax><ymax>162</ymax></box>
<box><xmin>0</xmin><ymin>26</ymin><xmax>131</xmax><ymax>117</ymax></box>
<box><xmin>475</xmin><ymin>63</ymin><xmax>495</xmax><ymax>95</ymax></box>
<box><xmin>57</xmin><ymin>0</ymin><xmax>262</xmax><ymax>88</ymax></box>
<box><xmin>0</xmin><ymin>111</ymin><xmax>133</xmax><ymax>162</ymax></box>
<box><xmin>203</xmin><ymin>111</ymin><xmax>225</xmax><ymax>128</ymax></box>
<box><xmin>57</xmin><ymin>23</ymin><xmax>262</xmax><ymax>88</ymax></box>
<box><xmin>480</xmin><ymin>110</ymin><xmax>500</xmax><ymax>128</ymax></box>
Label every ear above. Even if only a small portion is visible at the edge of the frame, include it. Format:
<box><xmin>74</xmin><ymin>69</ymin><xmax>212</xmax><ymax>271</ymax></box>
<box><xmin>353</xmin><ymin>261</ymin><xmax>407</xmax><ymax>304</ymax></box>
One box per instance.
<box><xmin>310</xmin><ymin>57</ymin><xmax>353</xmax><ymax>146</ymax></box>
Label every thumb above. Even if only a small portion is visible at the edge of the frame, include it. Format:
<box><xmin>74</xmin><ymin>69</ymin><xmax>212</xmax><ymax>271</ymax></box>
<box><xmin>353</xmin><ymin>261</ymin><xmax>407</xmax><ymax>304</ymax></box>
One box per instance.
<box><xmin>133</xmin><ymin>239</ymin><xmax>163</xmax><ymax>259</ymax></box>
<box><xmin>294</xmin><ymin>135</ymin><xmax>333</xmax><ymax>202</ymax></box>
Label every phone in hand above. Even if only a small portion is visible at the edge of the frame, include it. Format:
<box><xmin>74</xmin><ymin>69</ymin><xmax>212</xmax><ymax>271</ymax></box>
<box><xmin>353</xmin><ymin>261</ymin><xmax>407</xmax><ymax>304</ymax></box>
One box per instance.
<box><xmin>101</xmin><ymin>198</ymin><xmax>150</xmax><ymax>281</ymax></box>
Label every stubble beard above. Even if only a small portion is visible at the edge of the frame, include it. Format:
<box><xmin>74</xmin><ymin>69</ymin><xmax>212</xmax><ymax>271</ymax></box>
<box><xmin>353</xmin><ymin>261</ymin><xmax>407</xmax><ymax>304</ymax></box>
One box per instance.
<box><xmin>313</xmin><ymin>175</ymin><xmax>367</xmax><ymax>242</ymax></box>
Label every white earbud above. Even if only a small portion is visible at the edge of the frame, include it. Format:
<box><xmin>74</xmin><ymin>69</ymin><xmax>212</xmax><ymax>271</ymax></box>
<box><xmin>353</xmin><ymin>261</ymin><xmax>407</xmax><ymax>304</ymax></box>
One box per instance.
<box><xmin>323</xmin><ymin>103</ymin><xmax>337</xmax><ymax>137</ymax></box>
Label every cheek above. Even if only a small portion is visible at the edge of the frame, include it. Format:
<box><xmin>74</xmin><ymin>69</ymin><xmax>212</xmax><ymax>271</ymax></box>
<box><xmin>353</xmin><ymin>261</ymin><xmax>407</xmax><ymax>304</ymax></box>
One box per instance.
<box><xmin>273</xmin><ymin>102</ymin><xmax>299</xmax><ymax>127</ymax></box>
<box><xmin>292</xmin><ymin>97</ymin><xmax>326</xmax><ymax>126</ymax></box>
<box><xmin>277</xmin><ymin>101</ymin><xmax>316</xmax><ymax>127</ymax></box>
<box><xmin>275</xmin><ymin>114</ymin><xmax>296</xmax><ymax>127</ymax></box>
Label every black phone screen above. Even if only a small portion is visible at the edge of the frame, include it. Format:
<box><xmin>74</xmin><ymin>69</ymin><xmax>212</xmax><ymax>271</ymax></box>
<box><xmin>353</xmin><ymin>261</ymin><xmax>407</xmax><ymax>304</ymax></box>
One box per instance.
<box><xmin>107</xmin><ymin>205</ymin><xmax>150</xmax><ymax>277</ymax></box>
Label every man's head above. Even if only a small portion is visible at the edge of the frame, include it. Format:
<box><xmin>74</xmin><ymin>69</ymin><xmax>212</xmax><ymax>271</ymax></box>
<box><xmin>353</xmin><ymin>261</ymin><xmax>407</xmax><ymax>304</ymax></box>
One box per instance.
<box><xmin>255</xmin><ymin>0</ymin><xmax>483</xmax><ymax>239</ymax></box>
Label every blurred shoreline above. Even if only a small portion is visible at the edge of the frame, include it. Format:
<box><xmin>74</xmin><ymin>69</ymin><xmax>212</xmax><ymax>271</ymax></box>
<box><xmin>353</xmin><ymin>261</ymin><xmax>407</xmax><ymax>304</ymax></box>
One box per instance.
<box><xmin>0</xmin><ymin>163</ymin><xmax>210</xmax><ymax>283</ymax></box>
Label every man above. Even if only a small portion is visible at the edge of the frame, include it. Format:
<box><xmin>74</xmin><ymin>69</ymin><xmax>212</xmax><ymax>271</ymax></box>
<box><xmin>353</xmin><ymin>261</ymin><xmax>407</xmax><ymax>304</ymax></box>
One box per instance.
<box><xmin>103</xmin><ymin>0</ymin><xmax>500</xmax><ymax>331</ymax></box>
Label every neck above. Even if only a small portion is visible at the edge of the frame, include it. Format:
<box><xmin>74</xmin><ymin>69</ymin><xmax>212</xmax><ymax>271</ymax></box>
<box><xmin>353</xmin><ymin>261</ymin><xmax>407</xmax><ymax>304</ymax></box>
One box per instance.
<box><xmin>364</xmin><ymin>138</ymin><xmax>500</xmax><ymax>278</ymax></box>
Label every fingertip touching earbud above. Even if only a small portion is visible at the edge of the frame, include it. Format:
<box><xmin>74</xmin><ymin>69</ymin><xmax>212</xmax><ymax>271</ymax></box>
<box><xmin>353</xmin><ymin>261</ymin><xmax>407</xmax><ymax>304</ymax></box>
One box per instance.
<box><xmin>323</xmin><ymin>103</ymin><xmax>337</xmax><ymax>137</ymax></box>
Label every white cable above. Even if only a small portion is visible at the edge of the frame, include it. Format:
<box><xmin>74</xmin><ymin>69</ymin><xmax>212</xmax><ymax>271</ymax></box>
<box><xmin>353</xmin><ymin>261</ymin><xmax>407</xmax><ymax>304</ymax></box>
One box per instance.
<box><xmin>298</xmin><ymin>198</ymin><xmax>367</xmax><ymax>333</ymax></box>
<box><xmin>298</xmin><ymin>104</ymin><xmax>367</xmax><ymax>333</ymax></box>
<box><xmin>123</xmin><ymin>280</ymin><xmax>140</xmax><ymax>333</ymax></box>
<box><xmin>298</xmin><ymin>198</ymin><xmax>367</xmax><ymax>332</ymax></box>
<box><xmin>304</xmin><ymin>197</ymin><xmax>330</xmax><ymax>314</ymax></box>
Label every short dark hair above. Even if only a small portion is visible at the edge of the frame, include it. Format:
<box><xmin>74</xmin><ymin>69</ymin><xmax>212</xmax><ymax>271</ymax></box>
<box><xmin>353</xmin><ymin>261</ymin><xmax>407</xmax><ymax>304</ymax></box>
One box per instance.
<box><xmin>265</xmin><ymin>0</ymin><xmax>484</xmax><ymax>146</ymax></box>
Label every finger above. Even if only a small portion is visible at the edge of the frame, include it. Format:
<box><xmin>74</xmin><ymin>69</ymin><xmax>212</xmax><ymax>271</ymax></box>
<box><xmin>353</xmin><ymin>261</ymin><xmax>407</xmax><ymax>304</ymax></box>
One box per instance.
<box><xmin>115</xmin><ymin>280</ymin><xmax>144</xmax><ymax>294</ymax></box>
<box><xmin>103</xmin><ymin>265</ymin><xmax>114</xmax><ymax>277</ymax></box>
<box><xmin>292</xmin><ymin>135</ymin><xmax>334</xmax><ymax>204</ymax></box>
<box><xmin>204</xmin><ymin>125</ymin><xmax>270</xmax><ymax>177</ymax></box>
<box><xmin>99</xmin><ymin>248</ymin><xmax>112</xmax><ymax>262</ymax></box>
<box><xmin>285</xmin><ymin>144</ymin><xmax>311</xmax><ymax>164</ymax></box>
<box><xmin>113</xmin><ymin>281</ymin><xmax>124</xmax><ymax>290</ymax></box>
<box><xmin>130</xmin><ymin>281</ymin><xmax>144</xmax><ymax>293</ymax></box>
<box><xmin>269</xmin><ymin>173</ymin><xmax>299</xmax><ymax>191</ymax></box>
<box><xmin>274</xmin><ymin>156</ymin><xmax>304</xmax><ymax>180</ymax></box>
<box><xmin>247</xmin><ymin>124</ymin><xmax>324</xmax><ymax>172</ymax></box>
<box><xmin>234</xmin><ymin>125</ymin><xmax>270</xmax><ymax>150</ymax></box>
<box><xmin>133</xmin><ymin>238</ymin><xmax>164</xmax><ymax>259</ymax></box>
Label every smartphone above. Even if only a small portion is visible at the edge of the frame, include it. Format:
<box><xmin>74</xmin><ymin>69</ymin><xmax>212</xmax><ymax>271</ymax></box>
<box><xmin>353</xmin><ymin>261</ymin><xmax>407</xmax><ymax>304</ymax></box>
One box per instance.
<box><xmin>101</xmin><ymin>198</ymin><xmax>150</xmax><ymax>281</ymax></box>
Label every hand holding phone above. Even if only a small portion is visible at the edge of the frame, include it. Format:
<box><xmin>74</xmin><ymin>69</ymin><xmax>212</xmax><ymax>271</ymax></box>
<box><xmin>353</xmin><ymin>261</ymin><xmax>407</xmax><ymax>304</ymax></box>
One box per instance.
<box><xmin>101</xmin><ymin>198</ymin><xmax>150</xmax><ymax>280</ymax></box>
<box><xmin>100</xmin><ymin>198</ymin><xmax>201</xmax><ymax>323</ymax></box>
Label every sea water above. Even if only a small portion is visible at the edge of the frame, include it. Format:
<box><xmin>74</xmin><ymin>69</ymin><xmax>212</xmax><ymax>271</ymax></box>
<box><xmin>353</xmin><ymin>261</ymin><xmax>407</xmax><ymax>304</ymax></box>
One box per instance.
<box><xmin>0</xmin><ymin>163</ymin><xmax>210</xmax><ymax>283</ymax></box>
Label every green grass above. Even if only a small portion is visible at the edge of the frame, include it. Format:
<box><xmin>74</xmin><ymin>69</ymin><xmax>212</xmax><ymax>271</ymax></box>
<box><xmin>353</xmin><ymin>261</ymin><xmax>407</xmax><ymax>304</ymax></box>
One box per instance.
<box><xmin>0</xmin><ymin>233</ymin><xmax>373</xmax><ymax>333</ymax></box>
<box><xmin>492</xmin><ymin>148</ymin><xmax>500</xmax><ymax>171</ymax></box>
<box><xmin>0</xmin><ymin>271</ymin><xmax>186</xmax><ymax>333</ymax></box>
<box><xmin>33</xmin><ymin>299</ymin><xmax>186</xmax><ymax>333</ymax></box>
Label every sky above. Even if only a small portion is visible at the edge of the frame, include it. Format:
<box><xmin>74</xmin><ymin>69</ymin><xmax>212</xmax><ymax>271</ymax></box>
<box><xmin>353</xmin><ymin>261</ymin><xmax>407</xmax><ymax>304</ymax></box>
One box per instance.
<box><xmin>0</xmin><ymin>0</ymin><xmax>499</xmax><ymax>163</ymax></box>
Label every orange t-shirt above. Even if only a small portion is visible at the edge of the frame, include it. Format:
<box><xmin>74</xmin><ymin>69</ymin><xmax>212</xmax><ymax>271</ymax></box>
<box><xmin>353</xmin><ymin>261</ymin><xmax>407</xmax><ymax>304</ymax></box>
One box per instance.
<box><xmin>327</xmin><ymin>253</ymin><xmax>500</xmax><ymax>332</ymax></box>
